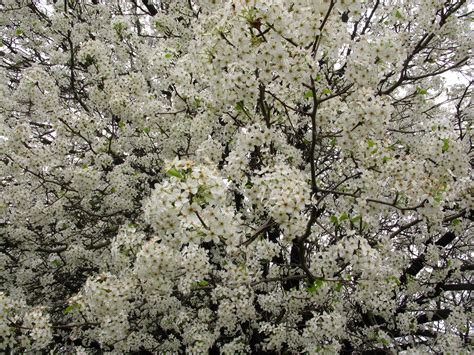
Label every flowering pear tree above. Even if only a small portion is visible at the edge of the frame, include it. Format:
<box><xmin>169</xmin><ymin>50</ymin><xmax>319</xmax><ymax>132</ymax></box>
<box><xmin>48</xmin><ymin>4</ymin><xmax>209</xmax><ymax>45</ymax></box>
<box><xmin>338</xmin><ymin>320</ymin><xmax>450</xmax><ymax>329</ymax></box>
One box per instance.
<box><xmin>1</xmin><ymin>0</ymin><xmax>473</xmax><ymax>353</ymax></box>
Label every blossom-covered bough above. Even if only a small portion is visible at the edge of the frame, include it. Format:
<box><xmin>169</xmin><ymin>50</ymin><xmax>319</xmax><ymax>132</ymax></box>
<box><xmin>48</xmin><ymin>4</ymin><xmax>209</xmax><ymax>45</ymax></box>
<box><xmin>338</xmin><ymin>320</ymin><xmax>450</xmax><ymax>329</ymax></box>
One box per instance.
<box><xmin>0</xmin><ymin>0</ymin><xmax>472</xmax><ymax>353</ymax></box>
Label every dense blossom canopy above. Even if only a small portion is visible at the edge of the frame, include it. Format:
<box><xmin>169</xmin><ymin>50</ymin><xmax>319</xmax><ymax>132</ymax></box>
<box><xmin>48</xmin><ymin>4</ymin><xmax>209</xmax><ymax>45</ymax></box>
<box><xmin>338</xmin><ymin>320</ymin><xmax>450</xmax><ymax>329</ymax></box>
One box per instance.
<box><xmin>0</xmin><ymin>0</ymin><xmax>473</xmax><ymax>353</ymax></box>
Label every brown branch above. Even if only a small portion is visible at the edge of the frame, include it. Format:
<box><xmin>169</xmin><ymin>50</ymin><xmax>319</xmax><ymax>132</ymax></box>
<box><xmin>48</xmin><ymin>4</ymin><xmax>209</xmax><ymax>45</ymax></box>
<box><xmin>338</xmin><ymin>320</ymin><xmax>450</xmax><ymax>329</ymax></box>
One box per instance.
<box><xmin>399</xmin><ymin>231</ymin><xmax>457</xmax><ymax>284</ymax></box>
<box><xmin>142</xmin><ymin>0</ymin><xmax>158</xmax><ymax>16</ymax></box>
<box><xmin>311</xmin><ymin>0</ymin><xmax>336</xmax><ymax>57</ymax></box>
<box><xmin>440</xmin><ymin>283</ymin><xmax>474</xmax><ymax>292</ymax></box>
<box><xmin>239</xmin><ymin>219</ymin><xmax>275</xmax><ymax>247</ymax></box>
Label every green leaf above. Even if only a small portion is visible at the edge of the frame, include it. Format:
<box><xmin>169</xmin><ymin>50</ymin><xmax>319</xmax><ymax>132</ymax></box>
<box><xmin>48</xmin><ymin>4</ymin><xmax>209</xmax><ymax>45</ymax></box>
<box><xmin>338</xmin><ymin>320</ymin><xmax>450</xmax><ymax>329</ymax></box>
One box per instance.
<box><xmin>329</xmin><ymin>137</ymin><xmax>337</xmax><ymax>146</ymax></box>
<box><xmin>63</xmin><ymin>303</ymin><xmax>80</xmax><ymax>315</ymax></box>
<box><xmin>339</xmin><ymin>213</ymin><xmax>349</xmax><ymax>222</ymax></box>
<box><xmin>192</xmin><ymin>280</ymin><xmax>210</xmax><ymax>288</ymax></box>
<box><xmin>386</xmin><ymin>275</ymin><xmax>401</xmax><ymax>286</ymax></box>
<box><xmin>330</xmin><ymin>215</ymin><xmax>339</xmax><ymax>225</ymax></box>
<box><xmin>416</xmin><ymin>87</ymin><xmax>428</xmax><ymax>95</ymax></box>
<box><xmin>382</xmin><ymin>156</ymin><xmax>391</xmax><ymax>163</ymax></box>
<box><xmin>16</xmin><ymin>28</ymin><xmax>24</xmax><ymax>36</ymax></box>
<box><xmin>315</xmin><ymin>74</ymin><xmax>321</xmax><ymax>81</ymax></box>
<box><xmin>394</xmin><ymin>10</ymin><xmax>403</xmax><ymax>19</ymax></box>
<box><xmin>235</xmin><ymin>101</ymin><xmax>245</xmax><ymax>111</ymax></box>
<box><xmin>351</xmin><ymin>215</ymin><xmax>362</xmax><ymax>223</ymax></box>
<box><xmin>334</xmin><ymin>281</ymin><xmax>343</xmax><ymax>292</ymax></box>
<box><xmin>118</xmin><ymin>120</ymin><xmax>126</xmax><ymax>129</ymax></box>
<box><xmin>51</xmin><ymin>259</ymin><xmax>62</xmax><ymax>268</ymax></box>
<box><xmin>406</xmin><ymin>274</ymin><xmax>415</xmax><ymax>284</ymax></box>
<box><xmin>128</xmin><ymin>222</ymin><xmax>138</xmax><ymax>229</ymax></box>
<box><xmin>113</xmin><ymin>22</ymin><xmax>125</xmax><ymax>33</ymax></box>
<box><xmin>322</xmin><ymin>88</ymin><xmax>332</xmax><ymax>95</ymax></box>
<box><xmin>166</xmin><ymin>168</ymin><xmax>185</xmax><ymax>180</ymax></box>
<box><xmin>451</xmin><ymin>218</ymin><xmax>461</xmax><ymax>226</ymax></box>
<box><xmin>119</xmin><ymin>246</ymin><xmax>130</xmax><ymax>256</ymax></box>
<box><xmin>165</xmin><ymin>53</ymin><xmax>172</xmax><ymax>59</ymax></box>
<box><xmin>83</xmin><ymin>54</ymin><xmax>95</xmax><ymax>67</ymax></box>
<box><xmin>307</xmin><ymin>278</ymin><xmax>325</xmax><ymax>294</ymax></box>
<box><xmin>367</xmin><ymin>139</ymin><xmax>376</xmax><ymax>148</ymax></box>
<box><xmin>442</xmin><ymin>138</ymin><xmax>449</xmax><ymax>152</ymax></box>
<box><xmin>143</xmin><ymin>127</ymin><xmax>151</xmax><ymax>134</ymax></box>
<box><xmin>304</xmin><ymin>90</ymin><xmax>314</xmax><ymax>98</ymax></box>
